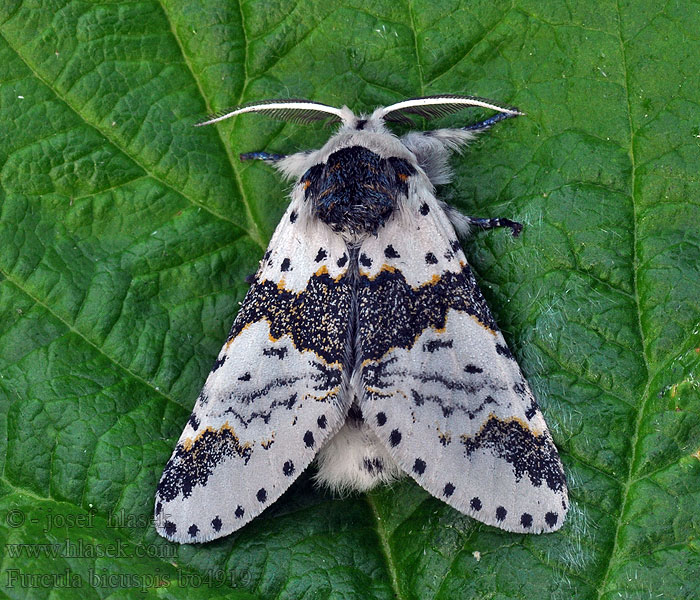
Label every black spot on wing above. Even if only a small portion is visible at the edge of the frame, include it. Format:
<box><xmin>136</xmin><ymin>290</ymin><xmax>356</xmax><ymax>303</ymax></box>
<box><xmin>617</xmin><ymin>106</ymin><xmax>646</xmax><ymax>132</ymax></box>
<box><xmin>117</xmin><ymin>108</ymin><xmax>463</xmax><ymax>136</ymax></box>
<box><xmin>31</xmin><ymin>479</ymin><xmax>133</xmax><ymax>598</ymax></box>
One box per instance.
<box><xmin>238</xmin><ymin>372</ymin><xmax>251</xmax><ymax>381</ymax></box>
<box><xmin>443</xmin><ymin>483</ymin><xmax>455</xmax><ymax>497</ymax></box>
<box><xmin>390</xmin><ymin>429</ymin><xmax>402</xmax><ymax>446</ymax></box>
<box><xmin>263</xmin><ymin>346</ymin><xmax>288</xmax><ymax>360</ymax></box>
<box><xmin>360</xmin><ymin>253</ymin><xmax>372</xmax><ymax>268</ymax></box>
<box><xmin>187</xmin><ymin>413</ymin><xmax>200</xmax><ymax>430</ymax></box>
<box><xmin>470</xmin><ymin>497</ymin><xmax>482</xmax><ymax>511</ymax></box>
<box><xmin>513</xmin><ymin>381</ymin><xmax>528</xmax><ymax>399</ymax></box>
<box><xmin>317</xmin><ymin>414</ymin><xmax>327</xmax><ymax>429</ymax></box>
<box><xmin>520</xmin><ymin>513</ymin><xmax>533</xmax><ymax>528</ymax></box>
<box><xmin>337</xmin><ymin>254</ymin><xmax>348</xmax><ymax>267</ymax></box>
<box><xmin>464</xmin><ymin>364</ymin><xmax>483</xmax><ymax>374</ymax></box>
<box><xmin>212</xmin><ymin>354</ymin><xmax>227</xmax><ymax>372</ymax></box>
<box><xmin>425</xmin><ymin>252</ymin><xmax>438</xmax><ymax>265</ymax></box>
<box><xmin>423</xmin><ymin>339</ymin><xmax>453</xmax><ymax>353</ymax></box>
<box><xmin>212</xmin><ymin>516</ymin><xmax>222</xmax><ymax>531</ymax></box>
<box><xmin>235</xmin><ymin>506</ymin><xmax>244</xmax><ymax>518</ymax></box>
<box><xmin>315</xmin><ymin>248</ymin><xmax>327</xmax><ymax>262</ymax></box>
<box><xmin>496</xmin><ymin>343</ymin><xmax>514</xmax><ymax>360</ymax></box>
<box><xmin>525</xmin><ymin>399</ymin><xmax>538</xmax><ymax>420</ymax></box>
<box><xmin>257</xmin><ymin>488</ymin><xmax>267</xmax><ymax>503</ymax></box>
<box><xmin>164</xmin><ymin>521</ymin><xmax>176</xmax><ymax>536</ymax></box>
<box><xmin>376</xmin><ymin>412</ymin><xmax>387</xmax><ymax>426</ymax></box>
<box><xmin>384</xmin><ymin>245</ymin><xmax>400</xmax><ymax>259</ymax></box>
<box><xmin>283</xmin><ymin>460</ymin><xmax>295</xmax><ymax>476</ymax></box>
<box><xmin>545</xmin><ymin>512</ymin><xmax>558</xmax><ymax>527</ymax></box>
<box><xmin>304</xmin><ymin>430</ymin><xmax>315</xmax><ymax>448</ymax></box>
<box><xmin>496</xmin><ymin>506</ymin><xmax>507</xmax><ymax>522</ymax></box>
<box><xmin>413</xmin><ymin>458</ymin><xmax>426</xmax><ymax>475</ymax></box>
<box><xmin>290</xmin><ymin>210</ymin><xmax>298</xmax><ymax>223</ymax></box>
<box><xmin>412</xmin><ymin>389</ymin><xmax>424</xmax><ymax>407</ymax></box>
<box><xmin>280</xmin><ymin>258</ymin><xmax>291</xmax><ymax>272</ymax></box>
<box><xmin>419</xmin><ymin>203</ymin><xmax>430</xmax><ymax>215</ymax></box>
<box><xmin>188</xmin><ymin>524</ymin><xmax>199</xmax><ymax>537</ymax></box>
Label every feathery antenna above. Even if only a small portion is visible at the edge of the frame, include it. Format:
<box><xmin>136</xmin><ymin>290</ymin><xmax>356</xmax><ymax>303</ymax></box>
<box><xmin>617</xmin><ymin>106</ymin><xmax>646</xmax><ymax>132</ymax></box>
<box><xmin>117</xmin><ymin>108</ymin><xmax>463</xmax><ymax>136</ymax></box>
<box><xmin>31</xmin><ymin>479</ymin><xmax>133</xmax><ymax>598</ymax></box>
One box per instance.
<box><xmin>374</xmin><ymin>94</ymin><xmax>523</xmax><ymax>124</ymax></box>
<box><xmin>196</xmin><ymin>99</ymin><xmax>346</xmax><ymax>127</ymax></box>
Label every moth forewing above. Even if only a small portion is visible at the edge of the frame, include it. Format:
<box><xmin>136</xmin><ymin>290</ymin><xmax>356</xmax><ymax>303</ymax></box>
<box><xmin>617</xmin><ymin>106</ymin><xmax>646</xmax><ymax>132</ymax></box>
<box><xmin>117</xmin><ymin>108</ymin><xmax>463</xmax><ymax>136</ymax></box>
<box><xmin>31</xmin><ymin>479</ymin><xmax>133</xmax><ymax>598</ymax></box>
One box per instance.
<box><xmin>154</xmin><ymin>200</ymin><xmax>353</xmax><ymax>543</ymax></box>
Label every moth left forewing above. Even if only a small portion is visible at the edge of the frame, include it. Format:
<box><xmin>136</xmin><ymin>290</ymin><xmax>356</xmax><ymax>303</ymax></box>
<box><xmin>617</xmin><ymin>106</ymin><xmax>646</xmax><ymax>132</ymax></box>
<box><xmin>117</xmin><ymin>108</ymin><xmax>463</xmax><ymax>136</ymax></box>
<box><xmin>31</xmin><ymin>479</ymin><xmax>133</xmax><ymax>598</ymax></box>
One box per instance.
<box><xmin>156</xmin><ymin>194</ymin><xmax>353</xmax><ymax>542</ymax></box>
<box><xmin>356</xmin><ymin>180</ymin><xmax>568</xmax><ymax>533</ymax></box>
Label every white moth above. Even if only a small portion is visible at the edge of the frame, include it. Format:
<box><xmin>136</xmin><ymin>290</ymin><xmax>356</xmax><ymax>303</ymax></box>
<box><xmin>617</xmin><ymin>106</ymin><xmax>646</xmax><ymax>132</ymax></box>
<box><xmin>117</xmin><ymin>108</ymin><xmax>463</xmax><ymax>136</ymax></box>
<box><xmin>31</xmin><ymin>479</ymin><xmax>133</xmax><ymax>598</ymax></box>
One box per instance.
<box><xmin>155</xmin><ymin>95</ymin><xmax>568</xmax><ymax>543</ymax></box>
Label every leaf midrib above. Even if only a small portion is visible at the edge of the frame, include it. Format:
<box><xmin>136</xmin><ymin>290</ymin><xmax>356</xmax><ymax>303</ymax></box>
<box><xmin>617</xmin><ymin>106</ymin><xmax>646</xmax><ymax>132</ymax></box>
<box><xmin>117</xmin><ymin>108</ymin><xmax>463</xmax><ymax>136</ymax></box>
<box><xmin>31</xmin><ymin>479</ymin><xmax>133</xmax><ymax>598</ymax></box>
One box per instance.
<box><xmin>157</xmin><ymin>0</ymin><xmax>265</xmax><ymax>249</ymax></box>
<box><xmin>596</xmin><ymin>2</ymin><xmax>651</xmax><ymax>597</ymax></box>
<box><xmin>366</xmin><ymin>494</ymin><xmax>404</xmax><ymax>600</ymax></box>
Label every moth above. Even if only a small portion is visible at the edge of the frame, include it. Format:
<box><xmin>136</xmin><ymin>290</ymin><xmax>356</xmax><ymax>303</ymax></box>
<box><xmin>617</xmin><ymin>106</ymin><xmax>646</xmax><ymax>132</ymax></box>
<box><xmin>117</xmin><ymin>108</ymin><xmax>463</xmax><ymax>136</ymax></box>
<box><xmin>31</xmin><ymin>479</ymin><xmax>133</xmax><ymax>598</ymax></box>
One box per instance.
<box><xmin>155</xmin><ymin>95</ymin><xmax>568</xmax><ymax>543</ymax></box>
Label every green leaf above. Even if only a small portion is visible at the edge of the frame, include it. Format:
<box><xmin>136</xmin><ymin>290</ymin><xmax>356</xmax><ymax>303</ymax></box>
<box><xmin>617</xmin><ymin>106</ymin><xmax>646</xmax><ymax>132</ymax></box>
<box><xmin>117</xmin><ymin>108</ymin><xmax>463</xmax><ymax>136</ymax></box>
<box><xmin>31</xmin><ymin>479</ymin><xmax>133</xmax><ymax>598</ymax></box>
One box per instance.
<box><xmin>0</xmin><ymin>0</ymin><xmax>698</xmax><ymax>598</ymax></box>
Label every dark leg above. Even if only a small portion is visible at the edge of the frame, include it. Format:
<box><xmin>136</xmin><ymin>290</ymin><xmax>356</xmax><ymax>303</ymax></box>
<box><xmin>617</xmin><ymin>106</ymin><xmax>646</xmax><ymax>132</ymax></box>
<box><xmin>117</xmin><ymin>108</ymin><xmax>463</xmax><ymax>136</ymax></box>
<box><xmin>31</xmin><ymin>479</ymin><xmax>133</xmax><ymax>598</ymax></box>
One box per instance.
<box><xmin>470</xmin><ymin>216</ymin><xmax>523</xmax><ymax>237</ymax></box>
<box><xmin>463</xmin><ymin>111</ymin><xmax>519</xmax><ymax>131</ymax></box>
<box><xmin>239</xmin><ymin>151</ymin><xmax>287</xmax><ymax>162</ymax></box>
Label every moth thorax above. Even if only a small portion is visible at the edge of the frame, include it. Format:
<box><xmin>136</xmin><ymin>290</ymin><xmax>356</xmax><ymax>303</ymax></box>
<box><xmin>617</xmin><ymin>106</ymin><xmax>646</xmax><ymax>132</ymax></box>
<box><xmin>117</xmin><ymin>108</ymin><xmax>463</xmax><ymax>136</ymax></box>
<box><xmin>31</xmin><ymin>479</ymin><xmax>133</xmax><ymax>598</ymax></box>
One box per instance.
<box><xmin>300</xmin><ymin>145</ymin><xmax>415</xmax><ymax>235</ymax></box>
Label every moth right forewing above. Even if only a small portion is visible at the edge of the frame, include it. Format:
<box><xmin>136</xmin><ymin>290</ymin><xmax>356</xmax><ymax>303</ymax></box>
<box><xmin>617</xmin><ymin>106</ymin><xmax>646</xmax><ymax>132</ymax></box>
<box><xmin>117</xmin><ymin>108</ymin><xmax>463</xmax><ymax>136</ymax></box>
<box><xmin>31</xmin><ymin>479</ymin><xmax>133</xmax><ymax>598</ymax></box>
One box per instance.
<box><xmin>355</xmin><ymin>177</ymin><xmax>568</xmax><ymax>533</ymax></box>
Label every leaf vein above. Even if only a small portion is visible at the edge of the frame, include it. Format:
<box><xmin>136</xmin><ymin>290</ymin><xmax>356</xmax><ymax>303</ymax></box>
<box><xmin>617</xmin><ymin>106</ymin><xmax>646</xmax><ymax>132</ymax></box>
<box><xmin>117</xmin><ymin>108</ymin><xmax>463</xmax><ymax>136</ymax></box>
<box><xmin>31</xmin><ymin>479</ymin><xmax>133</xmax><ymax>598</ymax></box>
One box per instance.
<box><xmin>0</xmin><ymin>28</ymin><xmax>256</xmax><ymax>246</ymax></box>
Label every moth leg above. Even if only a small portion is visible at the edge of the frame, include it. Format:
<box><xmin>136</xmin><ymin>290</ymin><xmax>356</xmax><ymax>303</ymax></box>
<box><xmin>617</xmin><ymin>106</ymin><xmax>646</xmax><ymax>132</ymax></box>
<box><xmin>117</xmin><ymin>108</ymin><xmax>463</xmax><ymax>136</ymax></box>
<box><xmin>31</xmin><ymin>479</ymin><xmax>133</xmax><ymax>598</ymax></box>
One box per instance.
<box><xmin>462</xmin><ymin>111</ymin><xmax>518</xmax><ymax>131</ymax></box>
<box><xmin>443</xmin><ymin>205</ymin><xmax>523</xmax><ymax>238</ymax></box>
<box><xmin>239</xmin><ymin>151</ymin><xmax>287</xmax><ymax>162</ymax></box>
<box><xmin>469</xmin><ymin>216</ymin><xmax>523</xmax><ymax>237</ymax></box>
